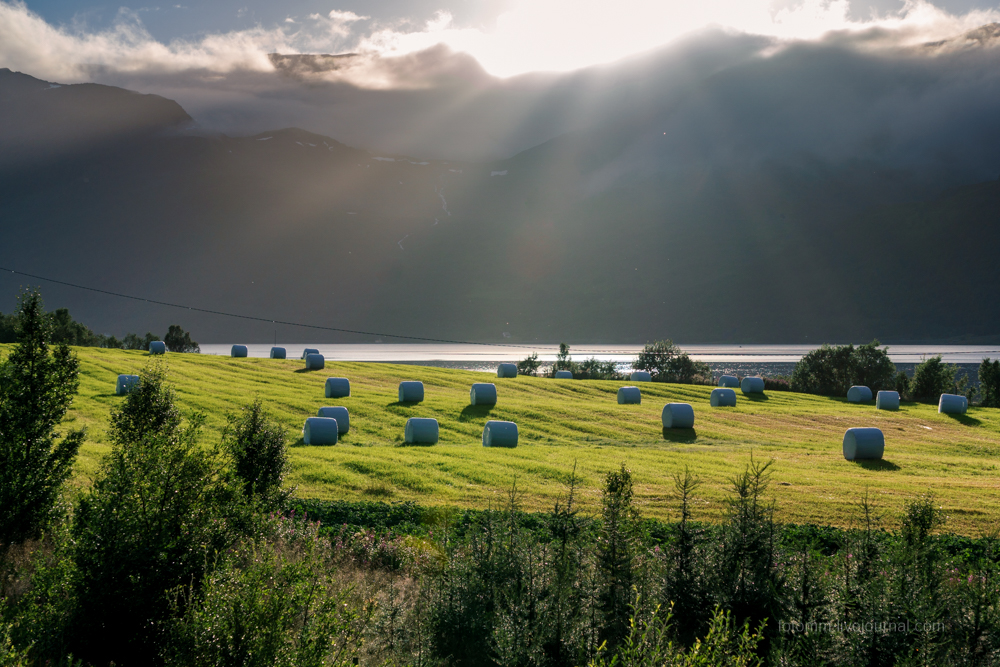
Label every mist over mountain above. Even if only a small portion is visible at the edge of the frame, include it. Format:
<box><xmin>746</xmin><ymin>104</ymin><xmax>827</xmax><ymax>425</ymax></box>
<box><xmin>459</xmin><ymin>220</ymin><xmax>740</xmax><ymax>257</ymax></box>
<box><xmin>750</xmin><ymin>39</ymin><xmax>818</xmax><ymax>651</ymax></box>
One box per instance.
<box><xmin>1</xmin><ymin>23</ymin><xmax>999</xmax><ymax>345</ymax></box>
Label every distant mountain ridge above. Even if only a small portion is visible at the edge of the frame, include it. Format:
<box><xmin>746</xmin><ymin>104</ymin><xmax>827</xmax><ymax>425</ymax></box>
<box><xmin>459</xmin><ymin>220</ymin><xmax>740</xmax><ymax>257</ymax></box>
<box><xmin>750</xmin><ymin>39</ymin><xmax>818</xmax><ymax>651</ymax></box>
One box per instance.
<box><xmin>0</xmin><ymin>67</ymin><xmax>998</xmax><ymax>344</ymax></box>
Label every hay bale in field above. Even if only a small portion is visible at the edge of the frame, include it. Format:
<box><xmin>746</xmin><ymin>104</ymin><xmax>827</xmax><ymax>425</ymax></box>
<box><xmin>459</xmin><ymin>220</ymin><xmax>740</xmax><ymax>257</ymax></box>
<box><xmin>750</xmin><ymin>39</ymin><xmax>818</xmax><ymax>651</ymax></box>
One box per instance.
<box><xmin>231</xmin><ymin>345</ymin><xmax>248</xmax><ymax>358</ymax></box>
<box><xmin>876</xmin><ymin>390</ymin><xmax>900</xmax><ymax>411</ymax></box>
<box><xmin>325</xmin><ymin>377</ymin><xmax>351</xmax><ymax>398</ymax></box>
<box><xmin>554</xmin><ymin>370</ymin><xmax>573</xmax><ymax>379</ymax></box>
<box><xmin>301</xmin><ymin>348</ymin><xmax>319</xmax><ymax>359</ymax></box>
<box><xmin>740</xmin><ymin>377</ymin><xmax>765</xmax><ymax>394</ymax></box>
<box><xmin>148</xmin><ymin>341</ymin><xmax>166</xmax><ymax>355</ymax></box>
<box><xmin>939</xmin><ymin>393</ymin><xmax>968</xmax><ymax>415</ymax></box>
<box><xmin>617</xmin><ymin>386</ymin><xmax>641</xmax><ymax>404</ymax></box>
<box><xmin>317</xmin><ymin>406</ymin><xmax>350</xmax><ymax>434</ymax></box>
<box><xmin>719</xmin><ymin>375</ymin><xmax>739</xmax><ymax>388</ymax></box>
<box><xmin>399</xmin><ymin>381</ymin><xmax>424</xmax><ymax>403</ymax></box>
<box><xmin>843</xmin><ymin>427</ymin><xmax>884</xmax><ymax>461</ymax></box>
<box><xmin>497</xmin><ymin>363</ymin><xmax>517</xmax><ymax>378</ymax></box>
<box><xmin>115</xmin><ymin>374</ymin><xmax>140</xmax><ymax>396</ymax></box>
<box><xmin>710</xmin><ymin>388</ymin><xmax>737</xmax><ymax>407</ymax></box>
<box><xmin>662</xmin><ymin>403</ymin><xmax>695</xmax><ymax>429</ymax></box>
<box><xmin>470</xmin><ymin>383</ymin><xmax>498</xmax><ymax>406</ymax></box>
<box><xmin>270</xmin><ymin>347</ymin><xmax>286</xmax><ymax>359</ymax></box>
<box><xmin>847</xmin><ymin>386</ymin><xmax>873</xmax><ymax>403</ymax></box>
<box><xmin>404</xmin><ymin>417</ymin><xmax>438</xmax><ymax>444</ymax></box>
<box><xmin>483</xmin><ymin>420</ymin><xmax>518</xmax><ymax>447</ymax></box>
<box><xmin>303</xmin><ymin>417</ymin><xmax>339</xmax><ymax>445</ymax></box>
<box><xmin>305</xmin><ymin>353</ymin><xmax>325</xmax><ymax>370</ymax></box>
<box><xmin>630</xmin><ymin>371</ymin><xmax>652</xmax><ymax>382</ymax></box>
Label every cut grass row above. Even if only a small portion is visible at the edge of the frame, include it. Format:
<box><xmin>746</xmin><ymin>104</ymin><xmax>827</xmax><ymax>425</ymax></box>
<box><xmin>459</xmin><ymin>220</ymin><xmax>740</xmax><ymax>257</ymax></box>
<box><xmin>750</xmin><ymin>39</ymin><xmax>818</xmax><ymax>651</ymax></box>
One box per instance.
<box><xmin>5</xmin><ymin>344</ymin><xmax>999</xmax><ymax>535</ymax></box>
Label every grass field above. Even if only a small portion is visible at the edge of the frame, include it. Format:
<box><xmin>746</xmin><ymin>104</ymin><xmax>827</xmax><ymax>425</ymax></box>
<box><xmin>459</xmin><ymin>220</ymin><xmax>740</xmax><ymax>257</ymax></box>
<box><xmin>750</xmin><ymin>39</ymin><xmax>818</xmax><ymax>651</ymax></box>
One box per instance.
<box><xmin>5</xmin><ymin>344</ymin><xmax>1000</xmax><ymax>535</ymax></box>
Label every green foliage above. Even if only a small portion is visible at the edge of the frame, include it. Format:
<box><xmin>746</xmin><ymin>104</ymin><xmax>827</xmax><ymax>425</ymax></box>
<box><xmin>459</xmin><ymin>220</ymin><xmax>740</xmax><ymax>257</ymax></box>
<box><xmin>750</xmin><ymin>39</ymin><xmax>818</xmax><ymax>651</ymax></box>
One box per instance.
<box><xmin>633</xmin><ymin>340</ymin><xmax>712</xmax><ymax>384</ymax></box>
<box><xmin>909</xmin><ymin>356</ymin><xmax>959</xmax><ymax>402</ymax></box>
<box><xmin>223</xmin><ymin>399</ymin><xmax>291</xmax><ymax>509</ymax></box>
<box><xmin>0</xmin><ymin>290</ymin><xmax>83</xmax><ymax>547</ymax></box>
<box><xmin>790</xmin><ymin>340</ymin><xmax>896</xmax><ymax>396</ymax></box>
<box><xmin>598</xmin><ymin>464</ymin><xmax>641</xmax><ymax>653</ymax></box>
<box><xmin>577</xmin><ymin>357</ymin><xmax>625</xmax><ymax>381</ymax></box>
<box><xmin>555</xmin><ymin>343</ymin><xmax>573</xmax><ymax>371</ymax></box>
<box><xmin>0</xmin><ymin>312</ymin><xmax>16</xmax><ymax>345</ymax></box>
<box><xmin>517</xmin><ymin>352</ymin><xmax>541</xmax><ymax>376</ymax></box>
<box><xmin>70</xmin><ymin>365</ymin><xmax>239</xmax><ymax>666</ymax></box>
<box><xmin>164</xmin><ymin>324</ymin><xmax>200</xmax><ymax>353</ymax></box>
<box><xmin>894</xmin><ymin>370</ymin><xmax>912</xmax><ymax>398</ymax></box>
<box><xmin>47</xmin><ymin>309</ymin><xmax>100</xmax><ymax>347</ymax></box>
<box><xmin>979</xmin><ymin>358</ymin><xmax>1000</xmax><ymax>408</ymax></box>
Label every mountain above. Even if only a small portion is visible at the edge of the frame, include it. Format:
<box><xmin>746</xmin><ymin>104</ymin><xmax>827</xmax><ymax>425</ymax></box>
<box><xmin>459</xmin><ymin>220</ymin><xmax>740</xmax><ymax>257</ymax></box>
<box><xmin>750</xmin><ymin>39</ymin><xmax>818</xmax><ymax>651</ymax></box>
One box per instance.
<box><xmin>0</xmin><ymin>66</ymin><xmax>998</xmax><ymax>344</ymax></box>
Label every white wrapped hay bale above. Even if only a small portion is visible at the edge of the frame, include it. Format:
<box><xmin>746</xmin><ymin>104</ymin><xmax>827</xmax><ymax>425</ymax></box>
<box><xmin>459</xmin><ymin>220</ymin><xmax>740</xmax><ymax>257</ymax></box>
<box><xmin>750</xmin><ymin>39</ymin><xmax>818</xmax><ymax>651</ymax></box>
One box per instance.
<box><xmin>404</xmin><ymin>417</ymin><xmax>438</xmax><ymax>444</ymax></box>
<box><xmin>483</xmin><ymin>420</ymin><xmax>518</xmax><ymax>448</ymax></box>
<box><xmin>470</xmin><ymin>383</ymin><xmax>498</xmax><ymax>406</ymax></box>
<box><xmin>303</xmin><ymin>417</ymin><xmax>339</xmax><ymax>445</ymax></box>
<box><xmin>317</xmin><ymin>406</ymin><xmax>350</xmax><ymax>434</ymax></box>
<box><xmin>554</xmin><ymin>370</ymin><xmax>573</xmax><ymax>379</ymax></box>
<box><xmin>876</xmin><ymin>390</ymin><xmax>900</xmax><ymax>411</ymax></box>
<box><xmin>710</xmin><ymin>388</ymin><xmax>737</xmax><ymax>407</ymax></box>
<box><xmin>719</xmin><ymin>375</ymin><xmax>739</xmax><ymax>388</ymax></box>
<box><xmin>305</xmin><ymin>353</ymin><xmax>325</xmax><ymax>370</ymax></box>
<box><xmin>662</xmin><ymin>403</ymin><xmax>695</xmax><ymax>429</ymax></box>
<box><xmin>148</xmin><ymin>341</ymin><xmax>166</xmax><ymax>355</ymax></box>
<box><xmin>843</xmin><ymin>427</ymin><xmax>884</xmax><ymax>461</ymax></box>
<box><xmin>270</xmin><ymin>347</ymin><xmax>286</xmax><ymax>359</ymax></box>
<box><xmin>399</xmin><ymin>381</ymin><xmax>424</xmax><ymax>403</ymax></box>
<box><xmin>630</xmin><ymin>371</ymin><xmax>652</xmax><ymax>382</ymax></box>
<box><xmin>938</xmin><ymin>393</ymin><xmax>968</xmax><ymax>415</ymax></box>
<box><xmin>617</xmin><ymin>386</ymin><xmax>641</xmax><ymax>404</ymax></box>
<box><xmin>847</xmin><ymin>386</ymin><xmax>873</xmax><ymax>403</ymax></box>
<box><xmin>231</xmin><ymin>345</ymin><xmax>248</xmax><ymax>358</ymax></box>
<box><xmin>301</xmin><ymin>348</ymin><xmax>319</xmax><ymax>359</ymax></box>
<box><xmin>741</xmin><ymin>377</ymin><xmax>765</xmax><ymax>394</ymax></box>
<box><xmin>497</xmin><ymin>363</ymin><xmax>517</xmax><ymax>378</ymax></box>
<box><xmin>116</xmin><ymin>374</ymin><xmax>140</xmax><ymax>396</ymax></box>
<box><xmin>325</xmin><ymin>377</ymin><xmax>351</xmax><ymax>398</ymax></box>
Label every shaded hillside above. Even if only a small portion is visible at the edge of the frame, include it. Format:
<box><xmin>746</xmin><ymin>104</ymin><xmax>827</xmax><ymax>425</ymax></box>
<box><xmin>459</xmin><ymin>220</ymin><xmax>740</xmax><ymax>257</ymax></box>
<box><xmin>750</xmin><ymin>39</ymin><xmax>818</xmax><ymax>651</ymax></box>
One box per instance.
<box><xmin>0</xmin><ymin>69</ymin><xmax>998</xmax><ymax>343</ymax></box>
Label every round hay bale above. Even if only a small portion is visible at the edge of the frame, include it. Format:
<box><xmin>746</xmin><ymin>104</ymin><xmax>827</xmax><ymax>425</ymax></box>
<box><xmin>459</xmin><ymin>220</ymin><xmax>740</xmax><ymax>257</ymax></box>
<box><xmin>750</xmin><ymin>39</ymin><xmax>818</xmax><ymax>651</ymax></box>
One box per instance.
<box><xmin>710</xmin><ymin>388</ymin><xmax>737</xmax><ymax>407</ymax></box>
<box><xmin>404</xmin><ymin>417</ymin><xmax>438</xmax><ymax>444</ymax></box>
<box><xmin>301</xmin><ymin>348</ymin><xmax>319</xmax><ymax>359</ymax></box>
<box><xmin>470</xmin><ymin>383</ymin><xmax>498</xmax><ymax>406</ymax></box>
<box><xmin>876</xmin><ymin>390</ymin><xmax>900</xmax><ymax>411</ymax></box>
<box><xmin>847</xmin><ymin>386</ymin><xmax>873</xmax><ymax>403</ymax></box>
<box><xmin>231</xmin><ymin>345</ymin><xmax>248</xmax><ymax>358</ymax></box>
<box><xmin>483</xmin><ymin>420</ymin><xmax>518</xmax><ymax>447</ymax></box>
<box><xmin>148</xmin><ymin>340</ymin><xmax>166</xmax><ymax>355</ymax></box>
<box><xmin>325</xmin><ymin>377</ymin><xmax>351</xmax><ymax>398</ymax></box>
<box><xmin>719</xmin><ymin>375</ymin><xmax>739</xmax><ymax>388</ymax></box>
<box><xmin>617</xmin><ymin>386</ymin><xmax>641</xmax><ymax>404</ymax></box>
<box><xmin>662</xmin><ymin>403</ymin><xmax>695</xmax><ymax>429</ymax></box>
<box><xmin>939</xmin><ymin>393</ymin><xmax>967</xmax><ymax>415</ymax></box>
<box><xmin>497</xmin><ymin>363</ymin><xmax>517</xmax><ymax>378</ymax></box>
<box><xmin>630</xmin><ymin>371</ymin><xmax>652</xmax><ymax>382</ymax></box>
<box><xmin>317</xmin><ymin>406</ymin><xmax>350</xmax><ymax>434</ymax></box>
<box><xmin>115</xmin><ymin>374</ymin><xmax>140</xmax><ymax>396</ymax></box>
<box><xmin>399</xmin><ymin>381</ymin><xmax>424</xmax><ymax>403</ymax></box>
<box><xmin>843</xmin><ymin>427</ymin><xmax>884</xmax><ymax>461</ymax></box>
<box><xmin>740</xmin><ymin>377</ymin><xmax>765</xmax><ymax>394</ymax></box>
<box><xmin>270</xmin><ymin>347</ymin><xmax>286</xmax><ymax>359</ymax></box>
<box><xmin>303</xmin><ymin>417</ymin><xmax>338</xmax><ymax>445</ymax></box>
<box><xmin>305</xmin><ymin>353</ymin><xmax>325</xmax><ymax>370</ymax></box>
<box><xmin>554</xmin><ymin>370</ymin><xmax>573</xmax><ymax>379</ymax></box>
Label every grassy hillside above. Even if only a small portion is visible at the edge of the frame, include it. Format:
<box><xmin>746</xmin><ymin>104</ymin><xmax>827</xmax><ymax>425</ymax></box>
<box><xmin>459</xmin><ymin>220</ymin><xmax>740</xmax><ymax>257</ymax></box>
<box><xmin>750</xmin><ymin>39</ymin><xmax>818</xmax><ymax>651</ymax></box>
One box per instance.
<box><xmin>9</xmin><ymin>344</ymin><xmax>999</xmax><ymax>534</ymax></box>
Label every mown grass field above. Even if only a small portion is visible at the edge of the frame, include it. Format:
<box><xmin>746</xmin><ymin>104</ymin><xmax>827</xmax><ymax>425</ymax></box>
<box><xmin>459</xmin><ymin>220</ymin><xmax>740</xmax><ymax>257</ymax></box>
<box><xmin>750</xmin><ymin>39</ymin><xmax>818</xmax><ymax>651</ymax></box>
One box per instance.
<box><xmin>5</xmin><ymin>344</ymin><xmax>1000</xmax><ymax>534</ymax></box>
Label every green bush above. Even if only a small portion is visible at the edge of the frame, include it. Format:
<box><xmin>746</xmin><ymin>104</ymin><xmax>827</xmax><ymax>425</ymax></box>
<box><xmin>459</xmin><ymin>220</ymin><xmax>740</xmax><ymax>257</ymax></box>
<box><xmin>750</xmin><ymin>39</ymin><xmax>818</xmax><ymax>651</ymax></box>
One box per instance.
<box><xmin>634</xmin><ymin>340</ymin><xmax>712</xmax><ymax>384</ymax></box>
<box><xmin>909</xmin><ymin>355</ymin><xmax>959</xmax><ymax>402</ymax></box>
<box><xmin>979</xmin><ymin>358</ymin><xmax>1000</xmax><ymax>408</ymax></box>
<box><xmin>164</xmin><ymin>324</ymin><xmax>200</xmax><ymax>353</ymax></box>
<box><xmin>517</xmin><ymin>352</ymin><xmax>541</xmax><ymax>376</ymax></box>
<box><xmin>790</xmin><ymin>340</ymin><xmax>895</xmax><ymax>396</ymax></box>
<box><xmin>223</xmin><ymin>399</ymin><xmax>291</xmax><ymax>509</ymax></box>
<box><xmin>0</xmin><ymin>290</ymin><xmax>84</xmax><ymax>548</ymax></box>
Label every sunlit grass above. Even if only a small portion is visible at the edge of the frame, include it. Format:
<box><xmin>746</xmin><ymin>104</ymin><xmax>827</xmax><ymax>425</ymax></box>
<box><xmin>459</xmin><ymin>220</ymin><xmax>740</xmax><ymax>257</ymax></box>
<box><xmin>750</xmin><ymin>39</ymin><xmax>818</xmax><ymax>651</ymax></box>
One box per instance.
<box><xmin>6</xmin><ymin>344</ymin><xmax>999</xmax><ymax>535</ymax></box>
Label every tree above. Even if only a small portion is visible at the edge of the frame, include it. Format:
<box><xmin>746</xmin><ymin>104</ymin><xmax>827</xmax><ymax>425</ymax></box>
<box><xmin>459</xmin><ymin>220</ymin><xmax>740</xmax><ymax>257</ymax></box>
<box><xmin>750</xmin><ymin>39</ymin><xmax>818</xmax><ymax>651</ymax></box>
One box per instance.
<box><xmin>979</xmin><ymin>359</ymin><xmax>1000</xmax><ymax>408</ymax></box>
<box><xmin>791</xmin><ymin>341</ymin><xmax>895</xmax><ymax>396</ymax></box>
<box><xmin>633</xmin><ymin>340</ymin><xmax>711</xmax><ymax>384</ymax></box>
<box><xmin>164</xmin><ymin>325</ymin><xmax>200</xmax><ymax>353</ymax></box>
<box><xmin>517</xmin><ymin>352</ymin><xmax>541</xmax><ymax>376</ymax></box>
<box><xmin>909</xmin><ymin>356</ymin><xmax>958</xmax><ymax>402</ymax></box>
<box><xmin>222</xmin><ymin>399</ymin><xmax>291</xmax><ymax>509</ymax></box>
<box><xmin>597</xmin><ymin>464</ymin><xmax>640</xmax><ymax>653</ymax></box>
<box><xmin>555</xmin><ymin>343</ymin><xmax>574</xmax><ymax>371</ymax></box>
<box><xmin>48</xmin><ymin>308</ymin><xmax>100</xmax><ymax>346</ymax></box>
<box><xmin>0</xmin><ymin>289</ymin><xmax>84</xmax><ymax>549</ymax></box>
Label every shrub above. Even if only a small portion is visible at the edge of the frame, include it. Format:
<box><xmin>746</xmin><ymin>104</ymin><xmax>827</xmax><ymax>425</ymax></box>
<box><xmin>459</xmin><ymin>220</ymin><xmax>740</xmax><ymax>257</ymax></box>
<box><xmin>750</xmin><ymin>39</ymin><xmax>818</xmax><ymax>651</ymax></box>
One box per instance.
<box><xmin>894</xmin><ymin>370</ymin><xmax>911</xmax><ymax>398</ymax></box>
<box><xmin>517</xmin><ymin>352</ymin><xmax>541</xmax><ymax>376</ymax></box>
<box><xmin>598</xmin><ymin>464</ymin><xmax>641</xmax><ymax>652</ymax></box>
<box><xmin>634</xmin><ymin>340</ymin><xmax>712</xmax><ymax>384</ymax></box>
<box><xmin>790</xmin><ymin>340</ymin><xmax>895</xmax><ymax>396</ymax></box>
<box><xmin>0</xmin><ymin>290</ymin><xmax>84</xmax><ymax>548</ymax></box>
<box><xmin>222</xmin><ymin>399</ymin><xmax>291</xmax><ymax>509</ymax></box>
<box><xmin>577</xmin><ymin>357</ymin><xmax>624</xmax><ymax>381</ymax></box>
<box><xmin>762</xmin><ymin>377</ymin><xmax>791</xmax><ymax>392</ymax></box>
<box><xmin>164</xmin><ymin>325</ymin><xmax>200</xmax><ymax>353</ymax></box>
<box><xmin>909</xmin><ymin>356</ymin><xmax>958</xmax><ymax>402</ymax></box>
<box><xmin>979</xmin><ymin>359</ymin><xmax>1000</xmax><ymax>408</ymax></box>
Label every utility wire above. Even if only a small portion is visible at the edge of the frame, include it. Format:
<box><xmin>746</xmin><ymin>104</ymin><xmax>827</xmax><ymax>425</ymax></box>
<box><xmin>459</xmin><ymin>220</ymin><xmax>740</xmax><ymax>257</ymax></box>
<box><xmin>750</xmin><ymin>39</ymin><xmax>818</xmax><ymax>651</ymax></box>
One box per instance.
<box><xmin>0</xmin><ymin>265</ymin><xmax>643</xmax><ymax>353</ymax></box>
